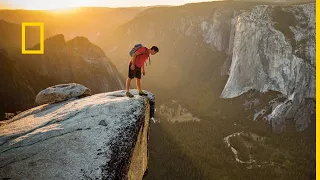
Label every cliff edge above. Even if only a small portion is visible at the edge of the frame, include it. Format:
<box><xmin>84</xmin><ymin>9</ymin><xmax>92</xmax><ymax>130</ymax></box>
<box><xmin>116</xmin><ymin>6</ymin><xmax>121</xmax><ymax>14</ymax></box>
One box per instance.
<box><xmin>0</xmin><ymin>88</ymin><xmax>154</xmax><ymax>180</ymax></box>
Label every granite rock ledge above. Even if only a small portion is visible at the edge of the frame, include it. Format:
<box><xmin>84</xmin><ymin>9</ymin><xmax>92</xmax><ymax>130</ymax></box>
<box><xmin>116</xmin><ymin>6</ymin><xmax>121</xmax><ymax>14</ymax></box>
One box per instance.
<box><xmin>0</xmin><ymin>89</ymin><xmax>155</xmax><ymax>180</ymax></box>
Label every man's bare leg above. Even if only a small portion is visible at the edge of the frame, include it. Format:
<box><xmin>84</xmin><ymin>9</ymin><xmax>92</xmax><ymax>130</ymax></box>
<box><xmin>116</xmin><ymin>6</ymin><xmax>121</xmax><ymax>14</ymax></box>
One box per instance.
<box><xmin>136</xmin><ymin>78</ymin><xmax>142</xmax><ymax>92</ymax></box>
<box><xmin>126</xmin><ymin>78</ymin><xmax>132</xmax><ymax>92</ymax></box>
<box><xmin>126</xmin><ymin>78</ymin><xmax>134</xmax><ymax>97</ymax></box>
<box><xmin>136</xmin><ymin>79</ymin><xmax>148</xmax><ymax>96</ymax></box>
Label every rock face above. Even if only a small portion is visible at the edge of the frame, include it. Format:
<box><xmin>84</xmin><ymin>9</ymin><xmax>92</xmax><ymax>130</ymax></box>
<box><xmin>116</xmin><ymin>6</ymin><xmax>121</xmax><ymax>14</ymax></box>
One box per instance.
<box><xmin>0</xmin><ymin>90</ymin><xmax>155</xmax><ymax>180</ymax></box>
<box><xmin>25</xmin><ymin>34</ymin><xmax>125</xmax><ymax>94</ymax></box>
<box><xmin>221</xmin><ymin>3</ymin><xmax>315</xmax><ymax>131</ymax></box>
<box><xmin>35</xmin><ymin>83</ymin><xmax>91</xmax><ymax>105</ymax></box>
<box><xmin>0</xmin><ymin>52</ymin><xmax>36</xmax><ymax>120</ymax></box>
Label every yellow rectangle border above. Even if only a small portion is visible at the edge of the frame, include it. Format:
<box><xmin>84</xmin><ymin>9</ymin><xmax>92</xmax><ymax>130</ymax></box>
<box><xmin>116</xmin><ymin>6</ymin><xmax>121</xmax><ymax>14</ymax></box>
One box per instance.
<box><xmin>21</xmin><ymin>22</ymin><xmax>44</xmax><ymax>54</ymax></box>
<box><xmin>317</xmin><ymin>1</ymin><xmax>319</xmax><ymax>180</ymax></box>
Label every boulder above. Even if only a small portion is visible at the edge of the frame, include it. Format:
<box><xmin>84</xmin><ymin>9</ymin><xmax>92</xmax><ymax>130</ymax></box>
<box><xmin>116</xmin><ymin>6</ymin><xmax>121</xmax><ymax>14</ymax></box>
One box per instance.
<box><xmin>35</xmin><ymin>83</ymin><xmax>91</xmax><ymax>105</ymax></box>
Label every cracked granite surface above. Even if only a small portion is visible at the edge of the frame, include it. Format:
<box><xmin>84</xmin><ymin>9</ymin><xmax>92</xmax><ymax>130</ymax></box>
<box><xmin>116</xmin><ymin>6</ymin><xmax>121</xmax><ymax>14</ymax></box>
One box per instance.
<box><xmin>0</xmin><ymin>90</ymin><xmax>154</xmax><ymax>180</ymax></box>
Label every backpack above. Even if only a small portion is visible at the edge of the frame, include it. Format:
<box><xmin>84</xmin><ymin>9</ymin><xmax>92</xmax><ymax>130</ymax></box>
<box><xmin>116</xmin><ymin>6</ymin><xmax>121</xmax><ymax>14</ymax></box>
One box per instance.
<box><xmin>129</xmin><ymin>44</ymin><xmax>151</xmax><ymax>66</ymax></box>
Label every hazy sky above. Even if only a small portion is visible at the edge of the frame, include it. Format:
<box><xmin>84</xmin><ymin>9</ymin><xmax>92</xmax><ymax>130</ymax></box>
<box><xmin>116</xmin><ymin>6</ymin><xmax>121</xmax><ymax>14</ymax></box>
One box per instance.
<box><xmin>0</xmin><ymin>0</ymin><xmax>214</xmax><ymax>10</ymax></box>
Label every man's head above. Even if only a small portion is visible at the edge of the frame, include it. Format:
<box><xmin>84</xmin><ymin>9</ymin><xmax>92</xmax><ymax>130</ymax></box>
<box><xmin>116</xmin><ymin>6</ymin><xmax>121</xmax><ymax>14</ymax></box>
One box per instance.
<box><xmin>150</xmin><ymin>46</ymin><xmax>159</xmax><ymax>55</ymax></box>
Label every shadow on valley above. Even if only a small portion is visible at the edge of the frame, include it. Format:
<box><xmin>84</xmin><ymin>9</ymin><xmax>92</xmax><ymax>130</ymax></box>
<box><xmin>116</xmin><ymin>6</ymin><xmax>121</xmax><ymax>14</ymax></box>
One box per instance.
<box><xmin>145</xmin><ymin>122</ymin><xmax>205</xmax><ymax>180</ymax></box>
<box><xmin>144</xmin><ymin>113</ymin><xmax>315</xmax><ymax>180</ymax></box>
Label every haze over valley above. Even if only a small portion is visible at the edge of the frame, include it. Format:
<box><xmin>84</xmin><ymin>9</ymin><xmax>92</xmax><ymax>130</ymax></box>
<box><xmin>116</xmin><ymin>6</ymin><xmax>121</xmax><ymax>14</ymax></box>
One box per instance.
<box><xmin>0</xmin><ymin>1</ymin><xmax>315</xmax><ymax>179</ymax></box>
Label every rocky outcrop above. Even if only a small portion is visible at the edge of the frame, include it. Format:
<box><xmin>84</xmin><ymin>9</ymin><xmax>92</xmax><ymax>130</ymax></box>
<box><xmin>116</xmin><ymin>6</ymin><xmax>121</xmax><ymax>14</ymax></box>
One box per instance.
<box><xmin>35</xmin><ymin>83</ymin><xmax>91</xmax><ymax>105</ymax></box>
<box><xmin>159</xmin><ymin>100</ymin><xmax>201</xmax><ymax>123</ymax></box>
<box><xmin>0</xmin><ymin>89</ymin><xmax>155</xmax><ymax>180</ymax></box>
<box><xmin>221</xmin><ymin>3</ymin><xmax>315</xmax><ymax>131</ymax></box>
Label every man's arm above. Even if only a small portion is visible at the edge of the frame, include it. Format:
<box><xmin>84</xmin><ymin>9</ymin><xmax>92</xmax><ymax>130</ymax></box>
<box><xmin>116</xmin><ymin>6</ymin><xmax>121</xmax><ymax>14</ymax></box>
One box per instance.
<box><xmin>130</xmin><ymin>53</ymin><xmax>138</xmax><ymax>70</ymax></box>
<box><xmin>132</xmin><ymin>53</ymin><xmax>138</xmax><ymax>65</ymax></box>
<box><xmin>142</xmin><ymin>63</ymin><xmax>145</xmax><ymax>75</ymax></box>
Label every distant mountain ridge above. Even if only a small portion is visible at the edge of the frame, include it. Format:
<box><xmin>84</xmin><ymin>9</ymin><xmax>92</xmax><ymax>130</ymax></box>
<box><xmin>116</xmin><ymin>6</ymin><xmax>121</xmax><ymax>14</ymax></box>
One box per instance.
<box><xmin>0</xmin><ymin>20</ymin><xmax>41</xmax><ymax>50</ymax></box>
<box><xmin>0</xmin><ymin>7</ymin><xmax>147</xmax><ymax>46</ymax></box>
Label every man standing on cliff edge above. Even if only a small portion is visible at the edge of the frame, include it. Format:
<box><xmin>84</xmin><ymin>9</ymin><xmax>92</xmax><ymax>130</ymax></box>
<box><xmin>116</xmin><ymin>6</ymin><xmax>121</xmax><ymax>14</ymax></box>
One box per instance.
<box><xmin>126</xmin><ymin>45</ymin><xmax>159</xmax><ymax>98</ymax></box>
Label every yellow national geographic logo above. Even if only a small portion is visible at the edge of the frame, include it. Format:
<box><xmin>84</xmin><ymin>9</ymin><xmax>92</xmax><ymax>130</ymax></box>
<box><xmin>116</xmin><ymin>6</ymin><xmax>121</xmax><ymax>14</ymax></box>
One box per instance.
<box><xmin>21</xmin><ymin>22</ymin><xmax>44</xmax><ymax>54</ymax></box>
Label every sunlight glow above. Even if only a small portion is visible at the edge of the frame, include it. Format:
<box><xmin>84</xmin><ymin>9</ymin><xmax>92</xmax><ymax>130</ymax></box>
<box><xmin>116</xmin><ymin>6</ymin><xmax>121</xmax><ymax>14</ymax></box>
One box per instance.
<box><xmin>47</xmin><ymin>7</ymin><xmax>80</xmax><ymax>14</ymax></box>
<box><xmin>4</xmin><ymin>0</ymin><xmax>213</xmax><ymax>10</ymax></box>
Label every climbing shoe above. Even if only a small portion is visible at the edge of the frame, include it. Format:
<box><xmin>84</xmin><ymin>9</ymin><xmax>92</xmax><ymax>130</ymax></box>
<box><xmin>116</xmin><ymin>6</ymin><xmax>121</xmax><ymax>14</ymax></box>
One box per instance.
<box><xmin>138</xmin><ymin>91</ymin><xmax>148</xmax><ymax>96</ymax></box>
<box><xmin>126</xmin><ymin>92</ymin><xmax>134</xmax><ymax>98</ymax></box>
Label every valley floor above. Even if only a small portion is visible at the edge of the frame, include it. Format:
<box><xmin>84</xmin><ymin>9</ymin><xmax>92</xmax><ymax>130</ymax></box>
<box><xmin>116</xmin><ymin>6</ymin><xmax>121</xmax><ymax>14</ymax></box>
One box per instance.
<box><xmin>144</xmin><ymin>103</ymin><xmax>315</xmax><ymax>180</ymax></box>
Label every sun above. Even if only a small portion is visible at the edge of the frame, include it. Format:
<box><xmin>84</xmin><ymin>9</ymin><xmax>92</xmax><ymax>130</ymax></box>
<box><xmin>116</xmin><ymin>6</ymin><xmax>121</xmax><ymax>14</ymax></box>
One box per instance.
<box><xmin>14</xmin><ymin>1</ymin><xmax>82</xmax><ymax>14</ymax></box>
<box><xmin>15</xmin><ymin>1</ymin><xmax>86</xmax><ymax>10</ymax></box>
